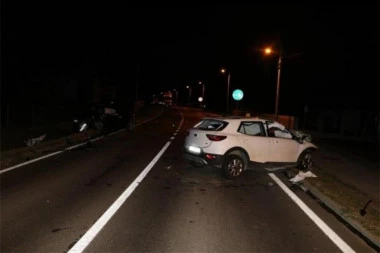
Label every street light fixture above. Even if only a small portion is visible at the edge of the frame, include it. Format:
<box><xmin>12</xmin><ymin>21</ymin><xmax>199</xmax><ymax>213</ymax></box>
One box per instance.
<box><xmin>220</xmin><ymin>68</ymin><xmax>231</xmax><ymax>114</ymax></box>
<box><xmin>264</xmin><ymin>46</ymin><xmax>282</xmax><ymax>120</ymax></box>
<box><xmin>198</xmin><ymin>81</ymin><xmax>205</xmax><ymax>101</ymax></box>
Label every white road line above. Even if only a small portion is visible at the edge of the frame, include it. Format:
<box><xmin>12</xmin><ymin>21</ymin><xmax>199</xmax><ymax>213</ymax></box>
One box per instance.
<box><xmin>268</xmin><ymin>173</ymin><xmax>355</xmax><ymax>253</ymax></box>
<box><xmin>65</xmin><ymin>143</ymin><xmax>87</xmax><ymax>151</ymax></box>
<box><xmin>0</xmin><ymin>151</ymin><xmax>63</xmax><ymax>175</ymax></box>
<box><xmin>173</xmin><ymin>132</ymin><xmax>177</xmax><ymax>136</ymax></box>
<box><xmin>0</xmin><ymin>110</ymin><xmax>163</xmax><ymax>175</ymax></box>
<box><xmin>69</xmin><ymin>113</ymin><xmax>184</xmax><ymax>253</ymax></box>
<box><xmin>68</xmin><ymin>141</ymin><xmax>172</xmax><ymax>253</ymax></box>
<box><xmin>107</xmin><ymin>129</ymin><xmax>125</xmax><ymax>136</ymax></box>
<box><xmin>170</xmin><ymin>137</ymin><xmax>175</xmax><ymax>140</ymax></box>
<box><xmin>90</xmin><ymin>136</ymin><xmax>104</xmax><ymax>142</ymax></box>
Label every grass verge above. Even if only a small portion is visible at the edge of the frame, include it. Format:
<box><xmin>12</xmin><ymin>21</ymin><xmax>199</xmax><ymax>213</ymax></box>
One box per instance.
<box><xmin>298</xmin><ymin>166</ymin><xmax>380</xmax><ymax>246</ymax></box>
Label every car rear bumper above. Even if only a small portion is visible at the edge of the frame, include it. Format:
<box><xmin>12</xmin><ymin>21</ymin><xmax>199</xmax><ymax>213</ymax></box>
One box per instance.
<box><xmin>182</xmin><ymin>151</ymin><xmax>224</xmax><ymax>168</ymax></box>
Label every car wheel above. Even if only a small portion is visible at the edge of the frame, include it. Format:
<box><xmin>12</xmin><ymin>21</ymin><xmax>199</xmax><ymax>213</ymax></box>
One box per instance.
<box><xmin>298</xmin><ymin>151</ymin><xmax>312</xmax><ymax>170</ymax></box>
<box><xmin>223</xmin><ymin>154</ymin><xmax>245</xmax><ymax>179</ymax></box>
<box><xmin>94</xmin><ymin>120</ymin><xmax>104</xmax><ymax>131</ymax></box>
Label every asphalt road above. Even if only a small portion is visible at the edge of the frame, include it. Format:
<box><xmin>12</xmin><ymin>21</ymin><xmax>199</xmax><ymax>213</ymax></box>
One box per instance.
<box><xmin>0</xmin><ymin>107</ymin><xmax>375</xmax><ymax>252</ymax></box>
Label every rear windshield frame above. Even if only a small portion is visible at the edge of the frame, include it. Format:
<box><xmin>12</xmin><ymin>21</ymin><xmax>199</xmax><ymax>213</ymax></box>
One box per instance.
<box><xmin>194</xmin><ymin>119</ymin><xmax>229</xmax><ymax>131</ymax></box>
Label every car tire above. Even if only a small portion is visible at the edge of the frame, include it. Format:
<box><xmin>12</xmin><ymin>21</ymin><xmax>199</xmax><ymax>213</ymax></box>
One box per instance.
<box><xmin>223</xmin><ymin>154</ymin><xmax>245</xmax><ymax>179</ymax></box>
<box><xmin>297</xmin><ymin>151</ymin><xmax>312</xmax><ymax>170</ymax></box>
<box><xmin>94</xmin><ymin>120</ymin><xmax>104</xmax><ymax>131</ymax></box>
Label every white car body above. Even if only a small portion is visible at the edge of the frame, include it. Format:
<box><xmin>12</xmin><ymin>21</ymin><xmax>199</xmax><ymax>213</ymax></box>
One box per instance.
<box><xmin>183</xmin><ymin>117</ymin><xmax>317</xmax><ymax>178</ymax></box>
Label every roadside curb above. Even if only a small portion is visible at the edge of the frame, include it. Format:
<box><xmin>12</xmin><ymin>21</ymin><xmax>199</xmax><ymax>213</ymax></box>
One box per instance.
<box><xmin>0</xmin><ymin>107</ymin><xmax>163</xmax><ymax>172</ymax></box>
<box><xmin>300</xmin><ymin>179</ymin><xmax>380</xmax><ymax>250</ymax></box>
<box><xmin>0</xmin><ymin>131</ymin><xmax>95</xmax><ymax>170</ymax></box>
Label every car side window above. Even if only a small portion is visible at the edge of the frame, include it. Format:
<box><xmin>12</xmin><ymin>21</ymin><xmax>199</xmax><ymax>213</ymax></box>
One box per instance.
<box><xmin>268</xmin><ymin>127</ymin><xmax>293</xmax><ymax>139</ymax></box>
<box><xmin>238</xmin><ymin>122</ymin><xmax>265</xmax><ymax>136</ymax></box>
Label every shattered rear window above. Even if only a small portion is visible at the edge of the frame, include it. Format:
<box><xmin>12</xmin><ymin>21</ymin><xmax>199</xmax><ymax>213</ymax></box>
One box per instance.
<box><xmin>194</xmin><ymin>119</ymin><xmax>228</xmax><ymax>131</ymax></box>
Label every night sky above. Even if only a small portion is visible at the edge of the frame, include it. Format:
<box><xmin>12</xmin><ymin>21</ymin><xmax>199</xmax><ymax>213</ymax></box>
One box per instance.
<box><xmin>2</xmin><ymin>3</ymin><xmax>379</xmax><ymax>116</ymax></box>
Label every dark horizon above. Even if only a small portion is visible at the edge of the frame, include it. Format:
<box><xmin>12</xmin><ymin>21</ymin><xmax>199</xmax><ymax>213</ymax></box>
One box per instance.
<box><xmin>1</xmin><ymin>4</ymin><xmax>379</xmax><ymax>118</ymax></box>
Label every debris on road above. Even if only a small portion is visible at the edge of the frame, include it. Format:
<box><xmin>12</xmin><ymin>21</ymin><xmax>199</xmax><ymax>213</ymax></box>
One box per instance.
<box><xmin>25</xmin><ymin>133</ymin><xmax>47</xmax><ymax>147</ymax></box>
<box><xmin>289</xmin><ymin>171</ymin><xmax>317</xmax><ymax>183</ymax></box>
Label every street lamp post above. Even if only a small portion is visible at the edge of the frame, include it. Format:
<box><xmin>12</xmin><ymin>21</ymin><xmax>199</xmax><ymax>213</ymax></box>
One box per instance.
<box><xmin>265</xmin><ymin>47</ymin><xmax>282</xmax><ymax>120</ymax></box>
<box><xmin>221</xmin><ymin>69</ymin><xmax>231</xmax><ymax>114</ymax></box>
<box><xmin>275</xmin><ymin>55</ymin><xmax>282</xmax><ymax>120</ymax></box>
<box><xmin>199</xmin><ymin>81</ymin><xmax>205</xmax><ymax>101</ymax></box>
<box><xmin>198</xmin><ymin>81</ymin><xmax>206</xmax><ymax>108</ymax></box>
<box><xmin>227</xmin><ymin>73</ymin><xmax>230</xmax><ymax>113</ymax></box>
<box><xmin>173</xmin><ymin>89</ymin><xmax>178</xmax><ymax>104</ymax></box>
<box><xmin>186</xmin><ymin>85</ymin><xmax>192</xmax><ymax>105</ymax></box>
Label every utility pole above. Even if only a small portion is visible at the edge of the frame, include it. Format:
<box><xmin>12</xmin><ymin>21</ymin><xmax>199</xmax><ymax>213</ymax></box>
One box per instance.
<box><xmin>227</xmin><ymin>73</ymin><xmax>230</xmax><ymax>114</ymax></box>
<box><xmin>275</xmin><ymin>55</ymin><xmax>282</xmax><ymax>120</ymax></box>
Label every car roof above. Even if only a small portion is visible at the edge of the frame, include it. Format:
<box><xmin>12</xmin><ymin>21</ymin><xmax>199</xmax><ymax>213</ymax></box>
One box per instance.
<box><xmin>202</xmin><ymin>116</ymin><xmax>271</xmax><ymax>123</ymax></box>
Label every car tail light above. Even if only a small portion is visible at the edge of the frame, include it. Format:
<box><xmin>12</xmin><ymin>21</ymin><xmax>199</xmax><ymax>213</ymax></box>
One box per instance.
<box><xmin>206</xmin><ymin>134</ymin><xmax>227</xmax><ymax>141</ymax></box>
<box><xmin>206</xmin><ymin>154</ymin><xmax>217</xmax><ymax>160</ymax></box>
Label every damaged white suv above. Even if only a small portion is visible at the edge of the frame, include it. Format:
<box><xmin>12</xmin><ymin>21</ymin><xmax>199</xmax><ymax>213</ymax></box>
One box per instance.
<box><xmin>183</xmin><ymin>117</ymin><xmax>317</xmax><ymax>179</ymax></box>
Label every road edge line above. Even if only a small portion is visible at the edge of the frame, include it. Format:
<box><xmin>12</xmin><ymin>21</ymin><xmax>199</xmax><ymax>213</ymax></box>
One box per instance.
<box><xmin>68</xmin><ymin>108</ymin><xmax>183</xmax><ymax>253</ymax></box>
<box><xmin>268</xmin><ymin>173</ymin><xmax>356</xmax><ymax>253</ymax></box>
<box><xmin>0</xmin><ymin>109</ymin><xmax>164</xmax><ymax>174</ymax></box>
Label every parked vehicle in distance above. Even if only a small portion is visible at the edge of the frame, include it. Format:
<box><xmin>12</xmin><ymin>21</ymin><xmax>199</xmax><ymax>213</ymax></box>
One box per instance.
<box><xmin>72</xmin><ymin>103</ymin><xmax>134</xmax><ymax>133</ymax></box>
<box><xmin>72</xmin><ymin>104</ymin><xmax>105</xmax><ymax>133</ymax></box>
<box><xmin>183</xmin><ymin>117</ymin><xmax>317</xmax><ymax>179</ymax></box>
